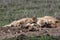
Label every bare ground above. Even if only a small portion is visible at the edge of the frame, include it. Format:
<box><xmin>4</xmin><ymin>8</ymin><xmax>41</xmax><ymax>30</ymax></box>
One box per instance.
<box><xmin>0</xmin><ymin>23</ymin><xmax>60</xmax><ymax>40</ymax></box>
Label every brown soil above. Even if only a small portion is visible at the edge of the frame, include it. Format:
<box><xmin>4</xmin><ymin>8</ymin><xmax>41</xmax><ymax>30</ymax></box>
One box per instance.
<box><xmin>0</xmin><ymin>23</ymin><xmax>60</xmax><ymax>40</ymax></box>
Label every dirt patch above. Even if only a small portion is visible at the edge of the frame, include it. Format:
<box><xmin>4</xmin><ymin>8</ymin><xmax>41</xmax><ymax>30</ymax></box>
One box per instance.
<box><xmin>0</xmin><ymin>23</ymin><xmax>60</xmax><ymax>40</ymax></box>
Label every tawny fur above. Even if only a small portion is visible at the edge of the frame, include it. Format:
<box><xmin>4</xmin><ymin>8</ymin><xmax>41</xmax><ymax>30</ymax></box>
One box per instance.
<box><xmin>6</xmin><ymin>17</ymin><xmax>37</xmax><ymax>27</ymax></box>
<box><xmin>37</xmin><ymin>16</ymin><xmax>58</xmax><ymax>28</ymax></box>
<box><xmin>44</xmin><ymin>16</ymin><xmax>58</xmax><ymax>28</ymax></box>
<box><xmin>37</xmin><ymin>17</ymin><xmax>45</xmax><ymax>27</ymax></box>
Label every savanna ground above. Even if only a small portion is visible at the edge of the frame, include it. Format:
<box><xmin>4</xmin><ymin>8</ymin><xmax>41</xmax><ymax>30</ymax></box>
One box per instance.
<box><xmin>0</xmin><ymin>0</ymin><xmax>60</xmax><ymax>40</ymax></box>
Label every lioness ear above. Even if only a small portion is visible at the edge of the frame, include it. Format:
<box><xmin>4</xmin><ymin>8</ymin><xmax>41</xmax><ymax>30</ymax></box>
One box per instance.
<box><xmin>55</xmin><ymin>21</ymin><xmax>58</xmax><ymax>23</ymax></box>
<box><xmin>32</xmin><ymin>16</ymin><xmax>37</xmax><ymax>23</ymax></box>
<box><xmin>32</xmin><ymin>16</ymin><xmax>37</xmax><ymax>20</ymax></box>
<box><xmin>54</xmin><ymin>18</ymin><xmax>59</xmax><ymax>23</ymax></box>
